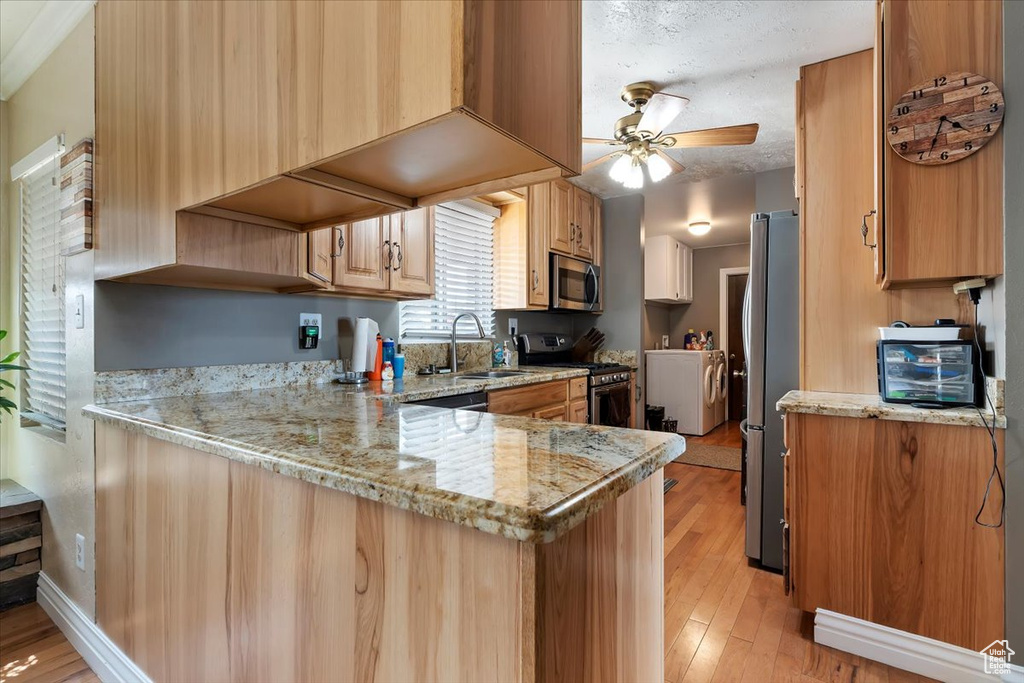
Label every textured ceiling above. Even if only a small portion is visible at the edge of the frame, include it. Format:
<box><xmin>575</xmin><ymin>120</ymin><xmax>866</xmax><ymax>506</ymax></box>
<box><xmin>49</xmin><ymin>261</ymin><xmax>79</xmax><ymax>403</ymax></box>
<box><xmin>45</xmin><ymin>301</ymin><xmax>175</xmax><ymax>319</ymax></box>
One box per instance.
<box><xmin>574</xmin><ymin>0</ymin><xmax>874</xmax><ymax>198</ymax></box>
<box><xmin>0</xmin><ymin>1</ymin><xmax>44</xmax><ymax>62</ymax></box>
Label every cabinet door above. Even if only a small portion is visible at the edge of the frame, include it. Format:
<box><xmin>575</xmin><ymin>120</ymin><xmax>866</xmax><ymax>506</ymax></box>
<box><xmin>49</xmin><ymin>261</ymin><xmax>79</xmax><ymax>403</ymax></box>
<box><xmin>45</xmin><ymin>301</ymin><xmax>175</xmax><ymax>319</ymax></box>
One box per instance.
<box><xmin>678</xmin><ymin>244</ymin><xmax>693</xmax><ymax>302</ymax></box>
<box><xmin>572</xmin><ymin>188</ymin><xmax>595</xmax><ymax>261</ymax></box>
<box><xmin>306</xmin><ymin>228</ymin><xmax>335</xmax><ymax>284</ymax></box>
<box><xmin>533</xmin><ymin>404</ymin><xmax>569</xmax><ymax>422</ymax></box>
<box><xmin>568</xmin><ymin>399</ymin><xmax>589</xmax><ymax>424</ymax></box>
<box><xmin>334</xmin><ymin>218</ymin><xmax>388</xmax><ymax>291</ymax></box>
<box><xmin>527</xmin><ymin>184</ymin><xmax>550</xmax><ymax>308</ymax></box>
<box><xmin>389</xmin><ymin>208</ymin><xmax>434</xmax><ymax>297</ymax></box>
<box><xmin>549</xmin><ymin>179</ymin><xmax>574</xmax><ymax>255</ymax></box>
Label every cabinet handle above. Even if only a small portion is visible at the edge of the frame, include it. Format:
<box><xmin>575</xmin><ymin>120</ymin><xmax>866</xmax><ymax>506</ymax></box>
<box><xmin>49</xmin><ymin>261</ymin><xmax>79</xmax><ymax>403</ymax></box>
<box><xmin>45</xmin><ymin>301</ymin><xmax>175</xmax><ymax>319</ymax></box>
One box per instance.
<box><xmin>383</xmin><ymin>240</ymin><xmax>393</xmax><ymax>271</ymax></box>
<box><xmin>577</xmin><ymin>225</ymin><xmax>583</xmax><ymax>244</ymax></box>
<box><xmin>860</xmin><ymin>210</ymin><xmax>877</xmax><ymax>250</ymax></box>
<box><xmin>393</xmin><ymin>242</ymin><xmax>403</xmax><ymax>271</ymax></box>
<box><xmin>331</xmin><ymin>231</ymin><xmax>345</xmax><ymax>258</ymax></box>
<box><xmin>570</xmin><ymin>223</ymin><xmax>576</xmax><ymax>242</ymax></box>
<box><xmin>532</xmin><ymin>269</ymin><xmax>539</xmax><ymax>290</ymax></box>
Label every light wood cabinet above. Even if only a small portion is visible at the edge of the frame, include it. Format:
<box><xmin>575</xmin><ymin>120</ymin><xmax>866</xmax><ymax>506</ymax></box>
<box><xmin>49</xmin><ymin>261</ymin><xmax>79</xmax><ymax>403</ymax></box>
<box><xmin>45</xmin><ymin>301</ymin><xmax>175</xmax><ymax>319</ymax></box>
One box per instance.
<box><xmin>96</xmin><ymin>0</ymin><xmax>581</xmax><ymax>285</ymax></box>
<box><xmin>493</xmin><ymin>181</ymin><xmax>601</xmax><ymax>311</ymax></box>
<box><xmin>307</xmin><ymin>207</ymin><xmax>434</xmax><ymax>299</ymax></box>
<box><xmin>548</xmin><ymin>180</ymin><xmax>596</xmax><ymax>261</ymax></box>
<box><xmin>798</xmin><ymin>50</ymin><xmax>965</xmax><ymax>394</ymax></box>
<box><xmin>785</xmin><ymin>413</ymin><xmax>1004</xmax><ymax>651</ymax></box>
<box><xmin>644</xmin><ymin>235</ymin><xmax>692</xmax><ymax>304</ymax></box>
<box><xmin>549</xmin><ymin>180</ymin><xmax>574</xmax><ymax>255</ymax></box>
<box><xmin>333</xmin><ymin>218</ymin><xmax>389</xmax><ymax>292</ymax></box>
<box><xmin>488</xmin><ymin>378</ymin><xmax>585</xmax><ymax>423</ymax></box>
<box><xmin>873</xmin><ymin>0</ymin><xmax>1003</xmax><ymax>287</ymax></box>
<box><xmin>114</xmin><ymin>212</ymin><xmax>327</xmax><ymax>294</ymax></box>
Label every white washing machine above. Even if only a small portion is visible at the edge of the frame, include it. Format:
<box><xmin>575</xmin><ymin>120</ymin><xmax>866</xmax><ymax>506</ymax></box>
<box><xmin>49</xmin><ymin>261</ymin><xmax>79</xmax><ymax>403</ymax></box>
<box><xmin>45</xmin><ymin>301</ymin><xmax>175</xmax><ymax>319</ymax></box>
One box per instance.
<box><xmin>712</xmin><ymin>350</ymin><xmax>727</xmax><ymax>426</ymax></box>
<box><xmin>645</xmin><ymin>350</ymin><xmax>718</xmax><ymax>435</ymax></box>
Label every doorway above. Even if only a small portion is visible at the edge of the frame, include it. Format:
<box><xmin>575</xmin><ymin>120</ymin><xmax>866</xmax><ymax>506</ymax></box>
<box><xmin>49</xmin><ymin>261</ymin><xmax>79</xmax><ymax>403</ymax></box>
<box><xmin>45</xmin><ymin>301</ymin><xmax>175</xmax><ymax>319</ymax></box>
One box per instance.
<box><xmin>718</xmin><ymin>266</ymin><xmax>749</xmax><ymax>422</ymax></box>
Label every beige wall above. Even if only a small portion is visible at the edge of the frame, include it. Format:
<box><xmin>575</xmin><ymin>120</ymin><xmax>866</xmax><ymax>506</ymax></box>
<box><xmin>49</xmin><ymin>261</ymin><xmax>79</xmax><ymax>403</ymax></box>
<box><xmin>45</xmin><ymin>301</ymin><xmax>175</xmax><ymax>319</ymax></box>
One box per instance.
<box><xmin>0</xmin><ymin>11</ymin><xmax>96</xmax><ymax>618</ymax></box>
<box><xmin>667</xmin><ymin>243</ymin><xmax>750</xmax><ymax>347</ymax></box>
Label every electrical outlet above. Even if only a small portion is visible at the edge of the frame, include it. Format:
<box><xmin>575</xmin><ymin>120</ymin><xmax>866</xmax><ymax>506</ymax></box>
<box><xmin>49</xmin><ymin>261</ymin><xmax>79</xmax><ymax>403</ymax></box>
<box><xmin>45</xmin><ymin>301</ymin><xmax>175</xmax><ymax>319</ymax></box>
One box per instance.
<box><xmin>75</xmin><ymin>533</ymin><xmax>85</xmax><ymax>571</ymax></box>
<box><xmin>299</xmin><ymin>313</ymin><xmax>322</xmax><ymax>339</ymax></box>
<box><xmin>508</xmin><ymin>317</ymin><xmax>518</xmax><ymax>336</ymax></box>
<box><xmin>73</xmin><ymin>294</ymin><xmax>85</xmax><ymax>329</ymax></box>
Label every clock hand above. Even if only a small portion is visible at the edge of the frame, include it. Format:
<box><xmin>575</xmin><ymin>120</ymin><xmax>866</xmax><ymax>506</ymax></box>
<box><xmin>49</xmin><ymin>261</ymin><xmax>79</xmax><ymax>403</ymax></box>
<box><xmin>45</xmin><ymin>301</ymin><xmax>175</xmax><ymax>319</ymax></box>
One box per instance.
<box><xmin>928</xmin><ymin>117</ymin><xmax>946</xmax><ymax>156</ymax></box>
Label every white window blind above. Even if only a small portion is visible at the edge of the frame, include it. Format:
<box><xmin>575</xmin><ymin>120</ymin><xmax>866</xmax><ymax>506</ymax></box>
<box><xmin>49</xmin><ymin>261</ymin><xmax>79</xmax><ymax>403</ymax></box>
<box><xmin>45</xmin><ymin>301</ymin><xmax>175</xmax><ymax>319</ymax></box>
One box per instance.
<box><xmin>18</xmin><ymin>140</ymin><xmax>66</xmax><ymax>429</ymax></box>
<box><xmin>400</xmin><ymin>200</ymin><xmax>498</xmax><ymax>340</ymax></box>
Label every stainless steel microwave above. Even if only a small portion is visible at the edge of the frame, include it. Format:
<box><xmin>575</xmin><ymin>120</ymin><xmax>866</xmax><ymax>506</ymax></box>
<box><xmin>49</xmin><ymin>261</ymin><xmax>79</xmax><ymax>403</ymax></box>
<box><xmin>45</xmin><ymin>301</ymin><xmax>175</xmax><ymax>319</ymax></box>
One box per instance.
<box><xmin>551</xmin><ymin>254</ymin><xmax>601</xmax><ymax>312</ymax></box>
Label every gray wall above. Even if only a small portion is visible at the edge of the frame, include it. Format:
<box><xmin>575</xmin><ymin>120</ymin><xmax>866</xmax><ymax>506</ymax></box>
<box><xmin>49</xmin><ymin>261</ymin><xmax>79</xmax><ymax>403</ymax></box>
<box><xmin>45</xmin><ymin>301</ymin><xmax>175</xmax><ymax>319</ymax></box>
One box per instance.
<box><xmin>1003</xmin><ymin>0</ymin><xmax>1023</xmax><ymax>649</ymax></box>
<box><xmin>755</xmin><ymin>166</ymin><xmax>799</xmax><ymax>214</ymax></box>
<box><xmin>667</xmin><ymin>243</ymin><xmax>750</xmax><ymax>346</ymax></box>
<box><xmin>94</xmin><ymin>282</ymin><xmax>399</xmax><ymax>371</ymax></box>
<box><xmin>600</xmin><ymin>195</ymin><xmax>645</xmax><ymax>355</ymax></box>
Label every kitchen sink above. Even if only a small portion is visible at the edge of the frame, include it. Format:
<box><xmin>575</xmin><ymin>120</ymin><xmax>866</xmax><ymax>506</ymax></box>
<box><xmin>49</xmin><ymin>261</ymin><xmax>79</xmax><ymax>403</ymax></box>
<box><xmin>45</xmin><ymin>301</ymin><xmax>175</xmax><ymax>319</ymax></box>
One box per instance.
<box><xmin>455</xmin><ymin>370</ymin><xmax>530</xmax><ymax>380</ymax></box>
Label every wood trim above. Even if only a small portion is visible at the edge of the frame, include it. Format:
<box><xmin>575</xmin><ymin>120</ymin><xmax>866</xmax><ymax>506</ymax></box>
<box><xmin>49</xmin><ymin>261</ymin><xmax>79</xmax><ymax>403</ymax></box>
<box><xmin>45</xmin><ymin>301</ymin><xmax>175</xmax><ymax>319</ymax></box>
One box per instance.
<box><xmin>287</xmin><ymin>169</ymin><xmax>415</xmax><ymax>210</ymax></box>
<box><xmin>418</xmin><ymin>167</ymin><xmax>564</xmax><ymax>208</ymax></box>
<box><xmin>569</xmin><ymin>377</ymin><xmax>588</xmax><ymax>400</ymax></box>
<box><xmin>181</xmin><ymin>205</ymin><xmax>304</xmax><ymax>232</ymax></box>
<box><xmin>488</xmin><ymin>380</ymin><xmax>570</xmax><ymax>416</ymax></box>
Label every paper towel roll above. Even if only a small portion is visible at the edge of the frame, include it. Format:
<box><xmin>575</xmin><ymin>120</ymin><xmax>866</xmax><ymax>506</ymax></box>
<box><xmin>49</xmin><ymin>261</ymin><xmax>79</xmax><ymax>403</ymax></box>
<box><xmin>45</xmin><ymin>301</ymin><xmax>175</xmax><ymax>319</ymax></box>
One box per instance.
<box><xmin>351</xmin><ymin>317</ymin><xmax>379</xmax><ymax>373</ymax></box>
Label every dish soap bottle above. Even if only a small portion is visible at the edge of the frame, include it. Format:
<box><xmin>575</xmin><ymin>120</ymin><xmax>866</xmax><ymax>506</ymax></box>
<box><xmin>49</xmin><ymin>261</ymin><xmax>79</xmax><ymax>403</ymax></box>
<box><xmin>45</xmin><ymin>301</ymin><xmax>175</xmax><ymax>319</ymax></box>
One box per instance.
<box><xmin>502</xmin><ymin>340</ymin><xmax>512</xmax><ymax>367</ymax></box>
<box><xmin>493</xmin><ymin>341</ymin><xmax>504</xmax><ymax>368</ymax></box>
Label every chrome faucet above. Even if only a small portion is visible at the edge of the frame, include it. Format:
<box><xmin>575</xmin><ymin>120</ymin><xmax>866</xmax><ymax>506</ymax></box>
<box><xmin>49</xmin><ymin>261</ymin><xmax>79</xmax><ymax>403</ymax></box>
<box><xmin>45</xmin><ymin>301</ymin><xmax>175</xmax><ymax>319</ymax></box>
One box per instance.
<box><xmin>450</xmin><ymin>312</ymin><xmax>486</xmax><ymax>373</ymax></box>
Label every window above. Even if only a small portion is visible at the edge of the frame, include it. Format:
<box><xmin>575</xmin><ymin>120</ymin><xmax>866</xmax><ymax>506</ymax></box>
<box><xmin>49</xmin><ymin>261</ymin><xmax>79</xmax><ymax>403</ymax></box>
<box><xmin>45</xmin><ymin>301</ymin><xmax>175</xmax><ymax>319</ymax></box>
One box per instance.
<box><xmin>400</xmin><ymin>199</ymin><xmax>499</xmax><ymax>340</ymax></box>
<box><xmin>15</xmin><ymin>136</ymin><xmax>66</xmax><ymax>429</ymax></box>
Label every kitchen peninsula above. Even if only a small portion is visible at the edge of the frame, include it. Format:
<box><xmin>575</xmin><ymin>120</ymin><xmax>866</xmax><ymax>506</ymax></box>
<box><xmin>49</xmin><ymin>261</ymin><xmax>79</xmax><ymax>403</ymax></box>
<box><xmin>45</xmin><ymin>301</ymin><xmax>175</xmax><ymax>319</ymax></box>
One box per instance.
<box><xmin>85</xmin><ymin>369</ymin><xmax>683</xmax><ymax>683</ymax></box>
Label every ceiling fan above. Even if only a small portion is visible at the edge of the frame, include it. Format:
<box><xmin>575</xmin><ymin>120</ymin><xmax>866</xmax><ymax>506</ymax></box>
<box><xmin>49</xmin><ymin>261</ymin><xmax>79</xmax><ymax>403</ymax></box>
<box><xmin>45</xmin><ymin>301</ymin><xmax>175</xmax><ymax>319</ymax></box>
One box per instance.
<box><xmin>584</xmin><ymin>82</ymin><xmax>760</xmax><ymax>189</ymax></box>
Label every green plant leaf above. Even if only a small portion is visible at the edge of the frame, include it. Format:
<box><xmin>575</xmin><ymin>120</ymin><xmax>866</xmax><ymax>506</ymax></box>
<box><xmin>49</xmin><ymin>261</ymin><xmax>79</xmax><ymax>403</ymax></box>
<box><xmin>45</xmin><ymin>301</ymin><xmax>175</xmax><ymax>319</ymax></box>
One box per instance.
<box><xmin>0</xmin><ymin>330</ymin><xmax>6</xmax><ymax>341</ymax></box>
<box><xmin>0</xmin><ymin>363</ymin><xmax>28</xmax><ymax>372</ymax></box>
<box><xmin>0</xmin><ymin>379</ymin><xmax>15</xmax><ymax>390</ymax></box>
<box><xmin>0</xmin><ymin>351</ymin><xmax>20</xmax><ymax>364</ymax></box>
<box><xmin>0</xmin><ymin>397</ymin><xmax>16</xmax><ymax>413</ymax></box>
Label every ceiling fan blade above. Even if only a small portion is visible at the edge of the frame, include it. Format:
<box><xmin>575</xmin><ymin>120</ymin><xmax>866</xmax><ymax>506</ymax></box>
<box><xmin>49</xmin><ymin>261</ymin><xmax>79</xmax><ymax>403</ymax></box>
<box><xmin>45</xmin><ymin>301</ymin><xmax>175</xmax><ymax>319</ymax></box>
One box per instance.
<box><xmin>582</xmin><ymin>151</ymin><xmax>623</xmax><ymax>172</ymax></box>
<box><xmin>660</xmin><ymin>123</ymin><xmax>759</xmax><ymax>148</ymax></box>
<box><xmin>653</xmin><ymin>148</ymin><xmax>685</xmax><ymax>174</ymax></box>
<box><xmin>636</xmin><ymin>92</ymin><xmax>690</xmax><ymax>138</ymax></box>
<box><xmin>583</xmin><ymin>137</ymin><xmax>622</xmax><ymax>145</ymax></box>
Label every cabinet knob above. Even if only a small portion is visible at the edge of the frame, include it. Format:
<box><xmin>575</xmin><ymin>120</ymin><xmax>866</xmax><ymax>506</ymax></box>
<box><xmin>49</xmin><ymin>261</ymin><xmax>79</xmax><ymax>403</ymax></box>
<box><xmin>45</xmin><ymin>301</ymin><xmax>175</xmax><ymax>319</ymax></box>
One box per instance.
<box><xmin>861</xmin><ymin>210</ymin><xmax>877</xmax><ymax>250</ymax></box>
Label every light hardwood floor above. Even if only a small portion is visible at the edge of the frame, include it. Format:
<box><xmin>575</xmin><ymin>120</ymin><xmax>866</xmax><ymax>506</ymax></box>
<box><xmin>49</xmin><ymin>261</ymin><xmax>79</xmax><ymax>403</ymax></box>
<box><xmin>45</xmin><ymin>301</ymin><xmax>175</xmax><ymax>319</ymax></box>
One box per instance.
<box><xmin>685</xmin><ymin>420</ymin><xmax>743</xmax><ymax>449</ymax></box>
<box><xmin>663</xmin><ymin>462</ymin><xmax>935</xmax><ymax>683</ymax></box>
<box><xmin>0</xmin><ymin>603</ymin><xmax>98</xmax><ymax>683</ymax></box>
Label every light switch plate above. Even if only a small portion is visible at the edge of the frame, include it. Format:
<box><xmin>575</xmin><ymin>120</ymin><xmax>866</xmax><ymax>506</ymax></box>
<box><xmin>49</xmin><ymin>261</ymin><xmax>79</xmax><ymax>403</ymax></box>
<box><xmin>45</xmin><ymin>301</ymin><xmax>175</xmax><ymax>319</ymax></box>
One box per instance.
<box><xmin>75</xmin><ymin>533</ymin><xmax>85</xmax><ymax>570</ymax></box>
<box><xmin>300</xmin><ymin>313</ymin><xmax>322</xmax><ymax>339</ymax></box>
<box><xmin>508</xmin><ymin>317</ymin><xmax>518</xmax><ymax>336</ymax></box>
<box><xmin>73</xmin><ymin>294</ymin><xmax>85</xmax><ymax>329</ymax></box>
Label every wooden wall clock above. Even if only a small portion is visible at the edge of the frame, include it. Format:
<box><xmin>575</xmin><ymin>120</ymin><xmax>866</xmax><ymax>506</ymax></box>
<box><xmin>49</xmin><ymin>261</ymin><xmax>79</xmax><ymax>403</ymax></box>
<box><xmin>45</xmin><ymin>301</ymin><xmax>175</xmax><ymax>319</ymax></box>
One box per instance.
<box><xmin>886</xmin><ymin>72</ymin><xmax>1004</xmax><ymax>165</ymax></box>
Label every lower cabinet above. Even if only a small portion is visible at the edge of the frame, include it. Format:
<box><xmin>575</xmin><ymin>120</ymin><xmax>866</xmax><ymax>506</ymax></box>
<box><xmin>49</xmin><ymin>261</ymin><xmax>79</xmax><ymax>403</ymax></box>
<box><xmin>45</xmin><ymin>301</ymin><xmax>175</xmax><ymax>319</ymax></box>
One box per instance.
<box><xmin>488</xmin><ymin>378</ymin><xmax>589</xmax><ymax>424</ymax></box>
<box><xmin>785</xmin><ymin>413</ymin><xmax>1004</xmax><ymax>651</ymax></box>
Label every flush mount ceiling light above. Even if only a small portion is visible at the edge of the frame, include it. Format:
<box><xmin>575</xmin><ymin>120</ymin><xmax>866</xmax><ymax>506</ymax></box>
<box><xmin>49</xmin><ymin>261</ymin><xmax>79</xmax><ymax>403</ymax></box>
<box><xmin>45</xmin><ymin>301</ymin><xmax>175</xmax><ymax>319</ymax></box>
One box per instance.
<box><xmin>688</xmin><ymin>221</ymin><xmax>712</xmax><ymax>236</ymax></box>
<box><xmin>582</xmin><ymin>82</ymin><xmax>761</xmax><ymax>190</ymax></box>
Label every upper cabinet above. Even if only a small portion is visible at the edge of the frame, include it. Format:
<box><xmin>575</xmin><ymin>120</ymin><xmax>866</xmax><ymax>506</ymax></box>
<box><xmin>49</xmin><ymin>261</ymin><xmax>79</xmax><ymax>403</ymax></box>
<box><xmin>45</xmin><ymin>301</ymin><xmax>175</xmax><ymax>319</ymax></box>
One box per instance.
<box><xmin>95</xmin><ymin>0</ymin><xmax>581</xmax><ymax>286</ymax></box>
<box><xmin>873</xmin><ymin>0</ymin><xmax>1003</xmax><ymax>287</ymax></box>
<box><xmin>306</xmin><ymin>208</ymin><xmax>435</xmax><ymax>299</ymax></box>
<box><xmin>644</xmin><ymin>235</ymin><xmax>692</xmax><ymax>304</ymax></box>
<box><xmin>548</xmin><ymin>179</ymin><xmax>596</xmax><ymax>261</ymax></box>
<box><xmin>493</xmin><ymin>181</ymin><xmax>601</xmax><ymax>311</ymax></box>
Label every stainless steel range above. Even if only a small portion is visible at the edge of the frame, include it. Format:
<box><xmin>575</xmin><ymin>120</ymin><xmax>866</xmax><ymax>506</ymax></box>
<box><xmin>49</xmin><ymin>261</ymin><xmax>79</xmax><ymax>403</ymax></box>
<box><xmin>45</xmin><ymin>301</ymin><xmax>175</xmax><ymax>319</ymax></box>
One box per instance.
<box><xmin>516</xmin><ymin>333</ymin><xmax>632</xmax><ymax>428</ymax></box>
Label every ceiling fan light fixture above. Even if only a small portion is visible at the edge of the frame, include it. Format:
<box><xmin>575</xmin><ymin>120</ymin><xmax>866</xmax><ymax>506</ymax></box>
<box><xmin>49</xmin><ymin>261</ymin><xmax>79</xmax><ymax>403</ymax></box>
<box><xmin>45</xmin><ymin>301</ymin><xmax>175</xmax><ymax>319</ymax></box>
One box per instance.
<box><xmin>646</xmin><ymin>153</ymin><xmax>672</xmax><ymax>182</ymax></box>
<box><xmin>688</xmin><ymin>221</ymin><xmax>712</xmax><ymax>236</ymax></box>
<box><xmin>609</xmin><ymin>154</ymin><xmax>632</xmax><ymax>183</ymax></box>
<box><xmin>623</xmin><ymin>159</ymin><xmax>645</xmax><ymax>189</ymax></box>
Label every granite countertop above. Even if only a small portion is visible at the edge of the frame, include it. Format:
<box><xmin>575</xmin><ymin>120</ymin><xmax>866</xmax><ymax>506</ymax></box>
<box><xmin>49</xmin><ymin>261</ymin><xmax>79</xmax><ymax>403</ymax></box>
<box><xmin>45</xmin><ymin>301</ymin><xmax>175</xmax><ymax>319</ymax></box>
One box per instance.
<box><xmin>84</xmin><ymin>371</ymin><xmax>683</xmax><ymax>543</ymax></box>
<box><xmin>777</xmin><ymin>390</ymin><xmax>1006</xmax><ymax>429</ymax></box>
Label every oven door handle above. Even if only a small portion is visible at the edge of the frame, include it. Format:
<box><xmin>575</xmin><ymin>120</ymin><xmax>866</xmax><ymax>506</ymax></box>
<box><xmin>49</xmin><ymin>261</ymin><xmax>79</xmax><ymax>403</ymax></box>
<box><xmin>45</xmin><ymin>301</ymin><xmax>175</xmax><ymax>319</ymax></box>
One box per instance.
<box><xmin>591</xmin><ymin>382</ymin><xmax>629</xmax><ymax>396</ymax></box>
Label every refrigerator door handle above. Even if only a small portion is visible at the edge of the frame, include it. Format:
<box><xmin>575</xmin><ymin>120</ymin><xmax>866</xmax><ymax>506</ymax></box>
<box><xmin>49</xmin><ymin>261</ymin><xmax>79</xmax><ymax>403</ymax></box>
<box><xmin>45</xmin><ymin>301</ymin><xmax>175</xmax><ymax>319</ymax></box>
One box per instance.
<box><xmin>745</xmin><ymin>425</ymin><xmax>764</xmax><ymax>560</ymax></box>
<box><xmin>745</xmin><ymin>214</ymin><xmax>769</xmax><ymax>427</ymax></box>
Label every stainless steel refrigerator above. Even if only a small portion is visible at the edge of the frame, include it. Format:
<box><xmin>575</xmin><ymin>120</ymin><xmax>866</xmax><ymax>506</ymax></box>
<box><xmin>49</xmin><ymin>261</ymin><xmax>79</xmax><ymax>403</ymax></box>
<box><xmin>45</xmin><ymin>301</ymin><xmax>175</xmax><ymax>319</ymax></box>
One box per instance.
<box><xmin>742</xmin><ymin>210</ymin><xmax>799</xmax><ymax>571</ymax></box>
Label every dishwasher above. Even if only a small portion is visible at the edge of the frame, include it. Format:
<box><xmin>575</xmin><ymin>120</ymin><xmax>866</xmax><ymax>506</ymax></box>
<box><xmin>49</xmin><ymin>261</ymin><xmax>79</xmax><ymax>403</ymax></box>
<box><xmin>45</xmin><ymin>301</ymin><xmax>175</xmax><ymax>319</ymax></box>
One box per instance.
<box><xmin>407</xmin><ymin>392</ymin><xmax>488</xmax><ymax>412</ymax></box>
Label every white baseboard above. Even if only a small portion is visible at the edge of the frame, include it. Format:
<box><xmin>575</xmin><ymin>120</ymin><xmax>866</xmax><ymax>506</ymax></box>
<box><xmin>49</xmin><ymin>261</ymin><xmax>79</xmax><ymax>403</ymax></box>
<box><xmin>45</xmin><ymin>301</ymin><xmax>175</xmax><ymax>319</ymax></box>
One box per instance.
<box><xmin>36</xmin><ymin>572</ymin><xmax>151</xmax><ymax>683</ymax></box>
<box><xmin>815</xmin><ymin>609</ymin><xmax>1024</xmax><ymax>683</ymax></box>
